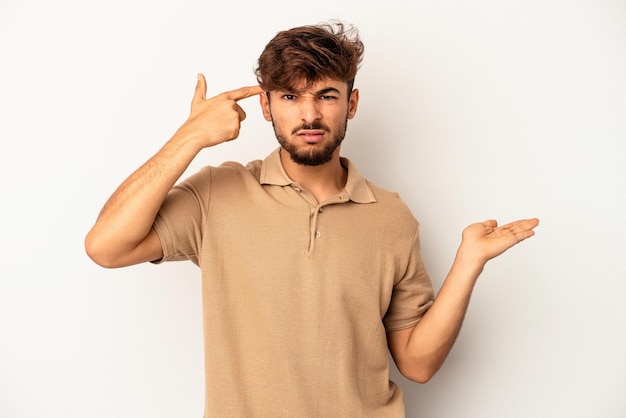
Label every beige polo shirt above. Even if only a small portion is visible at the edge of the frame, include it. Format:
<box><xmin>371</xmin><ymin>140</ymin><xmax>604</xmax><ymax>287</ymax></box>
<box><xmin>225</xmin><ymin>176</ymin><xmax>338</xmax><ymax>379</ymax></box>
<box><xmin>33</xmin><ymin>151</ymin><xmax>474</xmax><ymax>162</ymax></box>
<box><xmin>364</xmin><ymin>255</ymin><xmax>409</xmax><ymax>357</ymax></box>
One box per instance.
<box><xmin>153</xmin><ymin>148</ymin><xmax>434</xmax><ymax>417</ymax></box>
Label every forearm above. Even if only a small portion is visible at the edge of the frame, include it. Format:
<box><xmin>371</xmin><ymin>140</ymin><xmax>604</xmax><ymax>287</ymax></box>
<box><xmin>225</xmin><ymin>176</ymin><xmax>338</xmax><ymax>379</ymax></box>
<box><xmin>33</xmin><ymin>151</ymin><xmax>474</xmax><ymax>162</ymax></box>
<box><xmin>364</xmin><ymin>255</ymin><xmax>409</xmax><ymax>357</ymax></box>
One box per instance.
<box><xmin>85</xmin><ymin>131</ymin><xmax>202</xmax><ymax>265</ymax></box>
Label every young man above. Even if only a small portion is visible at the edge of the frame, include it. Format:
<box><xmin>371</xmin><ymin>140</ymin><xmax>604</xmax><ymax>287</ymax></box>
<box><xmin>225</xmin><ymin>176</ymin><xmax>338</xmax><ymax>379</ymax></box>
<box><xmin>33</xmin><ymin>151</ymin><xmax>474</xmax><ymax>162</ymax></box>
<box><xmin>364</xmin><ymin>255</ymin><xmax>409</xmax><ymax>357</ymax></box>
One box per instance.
<box><xmin>85</xmin><ymin>22</ymin><xmax>539</xmax><ymax>417</ymax></box>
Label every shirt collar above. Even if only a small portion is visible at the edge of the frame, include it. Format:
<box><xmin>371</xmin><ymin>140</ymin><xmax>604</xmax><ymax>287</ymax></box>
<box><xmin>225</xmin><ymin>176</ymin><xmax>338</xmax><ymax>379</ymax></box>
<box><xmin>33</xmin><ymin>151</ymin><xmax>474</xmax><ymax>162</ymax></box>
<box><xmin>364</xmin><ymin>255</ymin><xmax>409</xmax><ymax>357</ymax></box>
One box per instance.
<box><xmin>260</xmin><ymin>147</ymin><xmax>376</xmax><ymax>204</ymax></box>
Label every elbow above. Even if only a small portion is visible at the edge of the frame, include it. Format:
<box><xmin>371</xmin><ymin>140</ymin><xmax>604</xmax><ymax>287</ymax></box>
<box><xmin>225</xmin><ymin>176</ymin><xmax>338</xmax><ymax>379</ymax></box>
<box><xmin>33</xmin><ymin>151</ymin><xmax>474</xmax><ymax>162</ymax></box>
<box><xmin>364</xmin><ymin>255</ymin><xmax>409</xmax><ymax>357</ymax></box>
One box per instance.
<box><xmin>396</xmin><ymin>359</ymin><xmax>441</xmax><ymax>384</ymax></box>
<box><xmin>400</xmin><ymin>371</ymin><xmax>435</xmax><ymax>384</ymax></box>
<box><xmin>84</xmin><ymin>232</ymin><xmax>119</xmax><ymax>269</ymax></box>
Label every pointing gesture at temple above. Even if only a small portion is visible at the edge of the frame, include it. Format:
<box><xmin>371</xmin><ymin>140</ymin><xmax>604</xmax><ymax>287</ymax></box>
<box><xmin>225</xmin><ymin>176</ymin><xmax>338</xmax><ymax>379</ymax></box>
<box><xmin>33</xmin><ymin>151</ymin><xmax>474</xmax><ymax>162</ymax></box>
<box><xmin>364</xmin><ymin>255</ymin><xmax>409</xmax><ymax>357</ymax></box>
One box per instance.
<box><xmin>178</xmin><ymin>73</ymin><xmax>265</xmax><ymax>149</ymax></box>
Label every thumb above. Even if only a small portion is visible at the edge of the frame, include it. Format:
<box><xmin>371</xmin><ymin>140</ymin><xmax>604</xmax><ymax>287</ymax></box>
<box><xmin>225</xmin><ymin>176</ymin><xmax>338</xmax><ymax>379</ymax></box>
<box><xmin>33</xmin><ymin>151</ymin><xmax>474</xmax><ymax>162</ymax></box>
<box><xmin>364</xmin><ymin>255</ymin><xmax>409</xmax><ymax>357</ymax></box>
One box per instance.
<box><xmin>193</xmin><ymin>73</ymin><xmax>207</xmax><ymax>104</ymax></box>
<box><xmin>481</xmin><ymin>219</ymin><xmax>498</xmax><ymax>228</ymax></box>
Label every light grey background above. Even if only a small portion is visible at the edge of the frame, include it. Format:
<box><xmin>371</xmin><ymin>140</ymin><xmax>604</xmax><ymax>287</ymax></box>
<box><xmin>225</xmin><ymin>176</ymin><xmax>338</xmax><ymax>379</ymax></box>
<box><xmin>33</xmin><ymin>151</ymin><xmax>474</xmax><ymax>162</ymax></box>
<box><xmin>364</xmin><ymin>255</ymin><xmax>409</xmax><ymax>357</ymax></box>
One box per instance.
<box><xmin>1</xmin><ymin>0</ymin><xmax>625</xmax><ymax>417</ymax></box>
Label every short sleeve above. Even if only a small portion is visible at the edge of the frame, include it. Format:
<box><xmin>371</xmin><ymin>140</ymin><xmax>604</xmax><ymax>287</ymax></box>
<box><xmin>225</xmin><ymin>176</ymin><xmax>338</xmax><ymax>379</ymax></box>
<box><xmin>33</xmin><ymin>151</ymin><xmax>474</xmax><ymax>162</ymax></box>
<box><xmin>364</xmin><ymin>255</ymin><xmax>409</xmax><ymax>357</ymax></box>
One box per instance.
<box><xmin>152</xmin><ymin>166</ymin><xmax>212</xmax><ymax>266</ymax></box>
<box><xmin>383</xmin><ymin>227</ymin><xmax>435</xmax><ymax>332</ymax></box>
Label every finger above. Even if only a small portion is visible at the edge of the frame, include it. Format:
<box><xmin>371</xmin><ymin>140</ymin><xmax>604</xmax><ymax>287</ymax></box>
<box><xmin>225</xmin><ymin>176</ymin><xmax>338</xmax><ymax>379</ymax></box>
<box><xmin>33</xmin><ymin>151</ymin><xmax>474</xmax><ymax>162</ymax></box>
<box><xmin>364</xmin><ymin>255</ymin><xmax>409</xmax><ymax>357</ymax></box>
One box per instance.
<box><xmin>235</xmin><ymin>104</ymin><xmax>247</xmax><ymax>121</ymax></box>
<box><xmin>222</xmin><ymin>85</ymin><xmax>265</xmax><ymax>102</ymax></box>
<box><xmin>227</xmin><ymin>126</ymin><xmax>241</xmax><ymax>142</ymax></box>
<box><xmin>518</xmin><ymin>229</ymin><xmax>536</xmax><ymax>239</ymax></box>
<box><xmin>501</xmin><ymin>218</ymin><xmax>540</xmax><ymax>232</ymax></box>
<box><xmin>193</xmin><ymin>73</ymin><xmax>207</xmax><ymax>104</ymax></box>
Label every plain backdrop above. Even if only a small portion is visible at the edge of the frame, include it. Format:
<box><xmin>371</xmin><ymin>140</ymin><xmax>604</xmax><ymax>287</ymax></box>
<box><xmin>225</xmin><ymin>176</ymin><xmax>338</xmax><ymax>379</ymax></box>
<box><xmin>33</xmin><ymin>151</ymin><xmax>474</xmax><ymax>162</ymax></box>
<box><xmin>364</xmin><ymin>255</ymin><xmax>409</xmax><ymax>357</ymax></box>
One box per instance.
<box><xmin>1</xmin><ymin>0</ymin><xmax>625</xmax><ymax>417</ymax></box>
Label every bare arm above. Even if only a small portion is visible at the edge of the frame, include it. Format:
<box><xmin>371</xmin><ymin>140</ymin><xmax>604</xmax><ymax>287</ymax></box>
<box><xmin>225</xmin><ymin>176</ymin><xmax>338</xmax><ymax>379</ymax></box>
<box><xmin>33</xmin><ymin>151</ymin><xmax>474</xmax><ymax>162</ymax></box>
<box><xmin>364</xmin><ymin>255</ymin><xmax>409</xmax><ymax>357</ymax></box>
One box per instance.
<box><xmin>84</xmin><ymin>74</ymin><xmax>264</xmax><ymax>268</ymax></box>
<box><xmin>387</xmin><ymin>218</ymin><xmax>540</xmax><ymax>383</ymax></box>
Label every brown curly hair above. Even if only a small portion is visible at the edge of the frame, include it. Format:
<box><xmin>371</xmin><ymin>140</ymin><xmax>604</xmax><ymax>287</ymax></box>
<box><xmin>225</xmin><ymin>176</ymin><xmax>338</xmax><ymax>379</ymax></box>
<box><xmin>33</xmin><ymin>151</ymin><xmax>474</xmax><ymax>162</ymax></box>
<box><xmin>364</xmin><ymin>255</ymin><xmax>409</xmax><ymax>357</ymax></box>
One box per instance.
<box><xmin>254</xmin><ymin>21</ymin><xmax>364</xmax><ymax>94</ymax></box>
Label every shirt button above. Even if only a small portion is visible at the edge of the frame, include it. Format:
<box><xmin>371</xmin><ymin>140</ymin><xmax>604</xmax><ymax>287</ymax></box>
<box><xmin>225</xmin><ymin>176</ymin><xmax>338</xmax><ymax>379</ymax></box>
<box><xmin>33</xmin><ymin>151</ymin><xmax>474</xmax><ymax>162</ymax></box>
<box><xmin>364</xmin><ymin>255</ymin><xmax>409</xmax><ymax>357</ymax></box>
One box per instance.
<box><xmin>315</xmin><ymin>231</ymin><xmax>322</xmax><ymax>238</ymax></box>
<box><xmin>293</xmin><ymin>187</ymin><xmax>302</xmax><ymax>192</ymax></box>
<box><xmin>318</xmin><ymin>207</ymin><xmax>323</xmax><ymax>213</ymax></box>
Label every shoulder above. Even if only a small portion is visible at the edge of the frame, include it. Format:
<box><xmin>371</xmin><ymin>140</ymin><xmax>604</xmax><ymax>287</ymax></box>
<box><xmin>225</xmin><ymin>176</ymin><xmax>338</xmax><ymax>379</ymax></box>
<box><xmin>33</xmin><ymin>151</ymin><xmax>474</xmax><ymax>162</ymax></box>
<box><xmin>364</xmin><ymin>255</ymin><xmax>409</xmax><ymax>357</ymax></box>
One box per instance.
<box><xmin>362</xmin><ymin>179</ymin><xmax>421</xmax><ymax>232</ymax></box>
<box><xmin>185</xmin><ymin>159</ymin><xmax>262</xmax><ymax>184</ymax></box>
<box><xmin>171</xmin><ymin>160</ymin><xmax>263</xmax><ymax>201</ymax></box>
<box><xmin>367</xmin><ymin>180</ymin><xmax>414</xmax><ymax>213</ymax></box>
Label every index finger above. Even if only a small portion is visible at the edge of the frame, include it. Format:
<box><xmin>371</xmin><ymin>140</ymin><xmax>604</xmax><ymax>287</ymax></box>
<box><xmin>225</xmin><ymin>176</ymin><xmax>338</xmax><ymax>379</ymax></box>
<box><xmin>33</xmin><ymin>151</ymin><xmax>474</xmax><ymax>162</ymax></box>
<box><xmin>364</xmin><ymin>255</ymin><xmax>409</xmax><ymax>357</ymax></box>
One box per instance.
<box><xmin>222</xmin><ymin>85</ymin><xmax>265</xmax><ymax>101</ymax></box>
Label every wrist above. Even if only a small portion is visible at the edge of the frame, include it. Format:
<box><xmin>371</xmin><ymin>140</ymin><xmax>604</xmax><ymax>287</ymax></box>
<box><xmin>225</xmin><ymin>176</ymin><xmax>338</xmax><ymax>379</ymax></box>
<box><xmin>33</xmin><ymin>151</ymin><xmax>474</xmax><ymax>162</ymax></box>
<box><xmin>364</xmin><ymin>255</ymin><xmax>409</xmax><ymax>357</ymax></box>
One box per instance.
<box><xmin>166</xmin><ymin>127</ymin><xmax>207</xmax><ymax>157</ymax></box>
<box><xmin>453</xmin><ymin>244</ymin><xmax>487</xmax><ymax>276</ymax></box>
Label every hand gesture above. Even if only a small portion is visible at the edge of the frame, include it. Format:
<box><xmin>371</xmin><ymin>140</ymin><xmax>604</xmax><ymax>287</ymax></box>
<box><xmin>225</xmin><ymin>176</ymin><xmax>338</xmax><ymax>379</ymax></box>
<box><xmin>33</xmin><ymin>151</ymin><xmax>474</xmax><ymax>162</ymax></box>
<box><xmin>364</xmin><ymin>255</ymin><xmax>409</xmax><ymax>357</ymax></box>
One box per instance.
<box><xmin>460</xmin><ymin>218</ymin><xmax>540</xmax><ymax>264</ymax></box>
<box><xmin>178</xmin><ymin>73</ymin><xmax>265</xmax><ymax>149</ymax></box>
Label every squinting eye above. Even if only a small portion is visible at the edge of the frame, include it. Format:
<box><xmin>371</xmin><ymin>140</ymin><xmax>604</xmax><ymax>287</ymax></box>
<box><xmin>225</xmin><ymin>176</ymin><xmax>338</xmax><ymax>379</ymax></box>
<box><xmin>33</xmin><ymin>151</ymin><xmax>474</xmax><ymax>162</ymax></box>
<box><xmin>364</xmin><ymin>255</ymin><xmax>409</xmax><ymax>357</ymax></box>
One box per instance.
<box><xmin>320</xmin><ymin>95</ymin><xmax>338</xmax><ymax>101</ymax></box>
<box><xmin>283</xmin><ymin>94</ymin><xmax>297</xmax><ymax>100</ymax></box>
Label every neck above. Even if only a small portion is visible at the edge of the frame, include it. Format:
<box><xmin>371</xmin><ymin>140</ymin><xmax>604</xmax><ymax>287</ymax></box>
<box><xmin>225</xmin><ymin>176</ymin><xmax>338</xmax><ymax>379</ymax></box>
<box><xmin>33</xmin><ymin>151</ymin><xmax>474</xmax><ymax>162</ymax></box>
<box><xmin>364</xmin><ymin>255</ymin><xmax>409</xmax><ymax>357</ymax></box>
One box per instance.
<box><xmin>279</xmin><ymin>147</ymin><xmax>348</xmax><ymax>203</ymax></box>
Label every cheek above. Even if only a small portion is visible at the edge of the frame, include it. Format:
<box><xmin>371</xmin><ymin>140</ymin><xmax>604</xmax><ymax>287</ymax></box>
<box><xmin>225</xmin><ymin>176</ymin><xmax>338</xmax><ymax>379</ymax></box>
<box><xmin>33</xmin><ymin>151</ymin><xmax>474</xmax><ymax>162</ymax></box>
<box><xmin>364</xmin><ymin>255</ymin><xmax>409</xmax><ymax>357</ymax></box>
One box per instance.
<box><xmin>326</xmin><ymin>108</ymin><xmax>349</xmax><ymax>125</ymax></box>
<box><xmin>270</xmin><ymin>106</ymin><xmax>301</xmax><ymax>127</ymax></box>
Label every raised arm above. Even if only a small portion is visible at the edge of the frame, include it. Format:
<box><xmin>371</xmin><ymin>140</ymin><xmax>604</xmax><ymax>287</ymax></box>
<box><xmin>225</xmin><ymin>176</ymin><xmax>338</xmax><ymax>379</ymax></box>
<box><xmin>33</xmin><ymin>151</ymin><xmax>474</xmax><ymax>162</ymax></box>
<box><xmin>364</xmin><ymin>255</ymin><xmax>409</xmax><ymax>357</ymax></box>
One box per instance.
<box><xmin>84</xmin><ymin>74</ymin><xmax>264</xmax><ymax>268</ymax></box>
<box><xmin>387</xmin><ymin>217</ymin><xmax>540</xmax><ymax>383</ymax></box>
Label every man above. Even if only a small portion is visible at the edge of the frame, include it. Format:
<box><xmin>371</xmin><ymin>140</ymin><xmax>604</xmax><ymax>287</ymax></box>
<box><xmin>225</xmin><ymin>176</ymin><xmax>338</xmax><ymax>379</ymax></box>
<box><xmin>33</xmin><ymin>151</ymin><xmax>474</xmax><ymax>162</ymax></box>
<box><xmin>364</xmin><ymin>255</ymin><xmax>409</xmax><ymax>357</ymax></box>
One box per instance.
<box><xmin>85</xmin><ymin>21</ymin><xmax>539</xmax><ymax>417</ymax></box>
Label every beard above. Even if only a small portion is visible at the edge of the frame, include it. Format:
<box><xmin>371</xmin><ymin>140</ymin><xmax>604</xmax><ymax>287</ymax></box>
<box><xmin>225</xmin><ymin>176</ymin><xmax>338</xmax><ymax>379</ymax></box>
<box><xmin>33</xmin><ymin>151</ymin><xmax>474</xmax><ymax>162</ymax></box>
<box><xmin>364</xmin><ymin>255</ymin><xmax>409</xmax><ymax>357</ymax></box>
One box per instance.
<box><xmin>273</xmin><ymin>119</ymin><xmax>348</xmax><ymax>166</ymax></box>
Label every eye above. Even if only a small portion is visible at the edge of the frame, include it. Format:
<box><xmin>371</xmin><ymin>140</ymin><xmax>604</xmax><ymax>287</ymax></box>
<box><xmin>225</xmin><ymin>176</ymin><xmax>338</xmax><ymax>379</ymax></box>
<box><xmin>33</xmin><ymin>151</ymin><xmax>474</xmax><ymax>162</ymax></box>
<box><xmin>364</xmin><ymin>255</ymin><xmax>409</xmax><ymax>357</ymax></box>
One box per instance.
<box><xmin>319</xmin><ymin>95</ymin><xmax>338</xmax><ymax>101</ymax></box>
<box><xmin>282</xmin><ymin>94</ymin><xmax>298</xmax><ymax>101</ymax></box>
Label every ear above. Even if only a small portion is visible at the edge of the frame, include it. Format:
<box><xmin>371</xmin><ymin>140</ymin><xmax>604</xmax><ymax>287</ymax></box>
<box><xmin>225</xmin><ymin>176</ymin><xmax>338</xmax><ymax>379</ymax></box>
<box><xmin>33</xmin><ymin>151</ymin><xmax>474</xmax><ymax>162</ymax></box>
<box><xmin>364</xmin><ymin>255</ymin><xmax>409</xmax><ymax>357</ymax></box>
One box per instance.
<box><xmin>259</xmin><ymin>92</ymin><xmax>272</xmax><ymax>121</ymax></box>
<box><xmin>347</xmin><ymin>89</ymin><xmax>359</xmax><ymax>120</ymax></box>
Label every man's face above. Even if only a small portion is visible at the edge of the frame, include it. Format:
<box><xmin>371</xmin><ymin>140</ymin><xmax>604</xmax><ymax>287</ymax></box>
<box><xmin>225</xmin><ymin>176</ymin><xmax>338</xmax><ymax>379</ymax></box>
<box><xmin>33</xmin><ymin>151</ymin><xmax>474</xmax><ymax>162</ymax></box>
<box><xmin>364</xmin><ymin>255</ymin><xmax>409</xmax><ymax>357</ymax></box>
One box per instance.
<box><xmin>260</xmin><ymin>78</ymin><xmax>359</xmax><ymax>166</ymax></box>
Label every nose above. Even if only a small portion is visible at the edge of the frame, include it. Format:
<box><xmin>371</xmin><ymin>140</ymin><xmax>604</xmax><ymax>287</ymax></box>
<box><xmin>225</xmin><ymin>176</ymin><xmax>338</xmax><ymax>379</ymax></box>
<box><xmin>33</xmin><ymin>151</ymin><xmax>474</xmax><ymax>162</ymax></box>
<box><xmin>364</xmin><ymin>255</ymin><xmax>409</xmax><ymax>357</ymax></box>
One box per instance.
<box><xmin>299</xmin><ymin>96</ymin><xmax>321</xmax><ymax>123</ymax></box>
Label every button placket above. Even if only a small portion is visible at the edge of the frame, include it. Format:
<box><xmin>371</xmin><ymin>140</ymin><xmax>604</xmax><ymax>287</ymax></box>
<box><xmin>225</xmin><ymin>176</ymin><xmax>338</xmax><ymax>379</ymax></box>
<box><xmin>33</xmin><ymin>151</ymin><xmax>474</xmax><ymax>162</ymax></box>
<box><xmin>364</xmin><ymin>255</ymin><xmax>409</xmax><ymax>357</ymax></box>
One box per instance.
<box><xmin>307</xmin><ymin>203</ymin><xmax>325</xmax><ymax>255</ymax></box>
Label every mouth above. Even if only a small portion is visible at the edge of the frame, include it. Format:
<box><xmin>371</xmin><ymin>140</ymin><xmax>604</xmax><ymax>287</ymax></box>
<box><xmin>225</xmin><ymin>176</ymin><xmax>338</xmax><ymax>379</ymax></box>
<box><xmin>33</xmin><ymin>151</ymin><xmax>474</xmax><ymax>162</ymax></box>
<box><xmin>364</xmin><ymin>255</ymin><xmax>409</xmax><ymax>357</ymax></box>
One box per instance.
<box><xmin>296</xmin><ymin>129</ymin><xmax>326</xmax><ymax>144</ymax></box>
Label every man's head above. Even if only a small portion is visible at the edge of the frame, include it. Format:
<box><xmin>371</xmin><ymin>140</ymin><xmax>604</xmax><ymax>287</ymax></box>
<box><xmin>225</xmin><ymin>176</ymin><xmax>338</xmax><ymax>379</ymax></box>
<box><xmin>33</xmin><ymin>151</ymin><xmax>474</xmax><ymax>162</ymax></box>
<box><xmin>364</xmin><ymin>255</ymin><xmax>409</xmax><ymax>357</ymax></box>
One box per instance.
<box><xmin>255</xmin><ymin>21</ymin><xmax>364</xmax><ymax>166</ymax></box>
<box><xmin>254</xmin><ymin>21</ymin><xmax>364</xmax><ymax>94</ymax></box>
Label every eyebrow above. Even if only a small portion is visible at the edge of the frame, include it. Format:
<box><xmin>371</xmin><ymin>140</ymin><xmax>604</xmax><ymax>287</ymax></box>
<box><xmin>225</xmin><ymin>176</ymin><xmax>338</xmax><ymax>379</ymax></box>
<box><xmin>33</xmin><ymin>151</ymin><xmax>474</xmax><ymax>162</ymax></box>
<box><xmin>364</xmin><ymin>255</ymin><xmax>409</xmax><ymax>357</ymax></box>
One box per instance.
<box><xmin>283</xmin><ymin>87</ymin><xmax>343</xmax><ymax>96</ymax></box>
<box><xmin>315</xmin><ymin>87</ymin><xmax>342</xmax><ymax>96</ymax></box>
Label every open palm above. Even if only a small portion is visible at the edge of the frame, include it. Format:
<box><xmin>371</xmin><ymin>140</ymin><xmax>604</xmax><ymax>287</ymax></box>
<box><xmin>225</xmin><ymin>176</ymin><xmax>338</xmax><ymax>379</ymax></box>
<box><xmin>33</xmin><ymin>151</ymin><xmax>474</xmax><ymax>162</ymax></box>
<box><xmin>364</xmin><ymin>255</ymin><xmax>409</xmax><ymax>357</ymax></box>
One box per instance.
<box><xmin>461</xmin><ymin>218</ymin><xmax>540</xmax><ymax>263</ymax></box>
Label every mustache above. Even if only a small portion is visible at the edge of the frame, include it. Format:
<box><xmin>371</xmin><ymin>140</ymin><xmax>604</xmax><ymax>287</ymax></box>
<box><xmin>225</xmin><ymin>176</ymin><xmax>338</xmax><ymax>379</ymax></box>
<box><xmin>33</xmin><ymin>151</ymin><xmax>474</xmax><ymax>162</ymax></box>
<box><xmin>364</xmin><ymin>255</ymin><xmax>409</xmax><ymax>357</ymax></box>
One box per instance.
<box><xmin>292</xmin><ymin>122</ymin><xmax>329</xmax><ymax>134</ymax></box>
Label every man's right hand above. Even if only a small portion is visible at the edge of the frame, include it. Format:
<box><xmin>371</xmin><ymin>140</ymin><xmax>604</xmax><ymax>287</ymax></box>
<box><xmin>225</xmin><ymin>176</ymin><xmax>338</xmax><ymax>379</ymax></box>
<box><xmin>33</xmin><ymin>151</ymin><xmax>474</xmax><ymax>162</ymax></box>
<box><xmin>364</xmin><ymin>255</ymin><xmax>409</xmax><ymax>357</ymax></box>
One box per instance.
<box><xmin>178</xmin><ymin>73</ymin><xmax>265</xmax><ymax>149</ymax></box>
